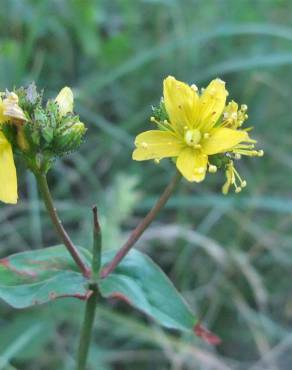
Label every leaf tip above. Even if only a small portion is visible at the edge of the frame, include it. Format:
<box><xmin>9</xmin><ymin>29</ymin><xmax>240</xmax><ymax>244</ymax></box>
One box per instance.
<box><xmin>0</xmin><ymin>258</ymin><xmax>9</xmax><ymax>268</ymax></box>
<box><xmin>194</xmin><ymin>323</ymin><xmax>222</xmax><ymax>346</ymax></box>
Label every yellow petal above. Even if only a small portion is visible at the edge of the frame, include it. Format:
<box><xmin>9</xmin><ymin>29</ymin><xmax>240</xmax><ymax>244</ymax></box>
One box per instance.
<box><xmin>198</xmin><ymin>78</ymin><xmax>228</xmax><ymax>130</ymax></box>
<box><xmin>0</xmin><ymin>132</ymin><xmax>17</xmax><ymax>204</ymax></box>
<box><xmin>176</xmin><ymin>147</ymin><xmax>207</xmax><ymax>182</ymax></box>
<box><xmin>163</xmin><ymin>76</ymin><xmax>199</xmax><ymax>132</ymax></box>
<box><xmin>202</xmin><ymin>127</ymin><xmax>248</xmax><ymax>155</ymax></box>
<box><xmin>55</xmin><ymin>87</ymin><xmax>74</xmax><ymax>117</ymax></box>
<box><xmin>132</xmin><ymin>130</ymin><xmax>183</xmax><ymax>161</ymax></box>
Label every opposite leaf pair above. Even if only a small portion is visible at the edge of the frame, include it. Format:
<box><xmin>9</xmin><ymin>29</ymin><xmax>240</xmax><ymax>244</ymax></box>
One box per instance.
<box><xmin>0</xmin><ymin>246</ymin><xmax>200</xmax><ymax>336</ymax></box>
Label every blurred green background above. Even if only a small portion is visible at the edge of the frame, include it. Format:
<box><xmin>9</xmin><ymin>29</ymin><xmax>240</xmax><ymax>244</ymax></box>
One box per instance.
<box><xmin>1</xmin><ymin>0</ymin><xmax>292</xmax><ymax>369</ymax></box>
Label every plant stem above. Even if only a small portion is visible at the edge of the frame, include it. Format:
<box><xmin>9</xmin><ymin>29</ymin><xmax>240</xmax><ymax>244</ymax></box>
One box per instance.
<box><xmin>76</xmin><ymin>288</ymin><xmax>98</xmax><ymax>370</ymax></box>
<box><xmin>101</xmin><ymin>171</ymin><xmax>182</xmax><ymax>278</ymax></box>
<box><xmin>35</xmin><ymin>172</ymin><xmax>90</xmax><ymax>277</ymax></box>
<box><xmin>76</xmin><ymin>206</ymin><xmax>102</xmax><ymax>370</ymax></box>
<box><xmin>91</xmin><ymin>206</ymin><xmax>102</xmax><ymax>282</ymax></box>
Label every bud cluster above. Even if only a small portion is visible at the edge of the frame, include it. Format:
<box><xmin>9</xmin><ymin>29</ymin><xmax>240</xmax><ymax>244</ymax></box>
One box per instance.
<box><xmin>1</xmin><ymin>83</ymin><xmax>87</xmax><ymax>173</ymax></box>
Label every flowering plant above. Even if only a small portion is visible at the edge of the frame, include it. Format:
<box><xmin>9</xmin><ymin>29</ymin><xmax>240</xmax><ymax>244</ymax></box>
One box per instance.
<box><xmin>0</xmin><ymin>78</ymin><xmax>262</xmax><ymax>370</ymax></box>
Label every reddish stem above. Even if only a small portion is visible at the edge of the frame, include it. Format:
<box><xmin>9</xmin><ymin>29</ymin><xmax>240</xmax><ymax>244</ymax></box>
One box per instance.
<box><xmin>101</xmin><ymin>171</ymin><xmax>181</xmax><ymax>278</ymax></box>
<box><xmin>36</xmin><ymin>172</ymin><xmax>90</xmax><ymax>278</ymax></box>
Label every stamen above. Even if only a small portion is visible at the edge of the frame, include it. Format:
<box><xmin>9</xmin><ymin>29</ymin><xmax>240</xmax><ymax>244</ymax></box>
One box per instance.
<box><xmin>150</xmin><ymin>115</ymin><xmax>175</xmax><ymax>133</ymax></box>
<box><xmin>208</xmin><ymin>164</ymin><xmax>217</xmax><ymax>173</ymax></box>
<box><xmin>191</xmin><ymin>84</ymin><xmax>198</xmax><ymax>92</ymax></box>
<box><xmin>233</xmin><ymin>166</ymin><xmax>247</xmax><ymax>191</ymax></box>
<box><xmin>235</xmin><ymin>144</ymin><xmax>255</xmax><ymax>149</ymax></box>
<box><xmin>223</xmin><ymin>161</ymin><xmax>247</xmax><ymax>194</ymax></box>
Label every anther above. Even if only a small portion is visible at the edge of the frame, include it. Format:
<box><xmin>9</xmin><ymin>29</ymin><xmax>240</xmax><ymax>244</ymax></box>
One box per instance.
<box><xmin>150</xmin><ymin>116</ymin><xmax>156</xmax><ymax>122</ymax></box>
<box><xmin>154</xmin><ymin>158</ymin><xmax>160</xmax><ymax>164</ymax></box>
<box><xmin>258</xmin><ymin>150</ymin><xmax>264</xmax><ymax>157</ymax></box>
<box><xmin>191</xmin><ymin>84</ymin><xmax>198</xmax><ymax>91</ymax></box>
<box><xmin>234</xmin><ymin>153</ymin><xmax>241</xmax><ymax>159</ymax></box>
<box><xmin>241</xmin><ymin>180</ymin><xmax>247</xmax><ymax>188</ymax></box>
<box><xmin>208</xmin><ymin>165</ymin><xmax>217</xmax><ymax>173</ymax></box>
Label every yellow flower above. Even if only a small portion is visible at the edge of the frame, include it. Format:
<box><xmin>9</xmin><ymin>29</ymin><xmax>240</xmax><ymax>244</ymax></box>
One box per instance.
<box><xmin>0</xmin><ymin>93</ymin><xmax>27</xmax><ymax>204</ymax></box>
<box><xmin>55</xmin><ymin>87</ymin><xmax>74</xmax><ymax>117</ymax></box>
<box><xmin>133</xmin><ymin>76</ymin><xmax>262</xmax><ymax>193</ymax></box>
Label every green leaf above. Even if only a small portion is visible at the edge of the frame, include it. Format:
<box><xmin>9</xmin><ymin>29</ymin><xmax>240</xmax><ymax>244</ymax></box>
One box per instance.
<box><xmin>99</xmin><ymin>250</ymin><xmax>197</xmax><ymax>332</ymax></box>
<box><xmin>0</xmin><ymin>246</ymin><xmax>197</xmax><ymax>334</ymax></box>
<box><xmin>0</xmin><ymin>246</ymin><xmax>91</xmax><ymax>309</ymax></box>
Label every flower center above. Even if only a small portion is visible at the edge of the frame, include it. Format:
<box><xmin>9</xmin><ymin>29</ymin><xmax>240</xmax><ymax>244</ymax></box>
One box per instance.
<box><xmin>184</xmin><ymin>129</ymin><xmax>202</xmax><ymax>148</ymax></box>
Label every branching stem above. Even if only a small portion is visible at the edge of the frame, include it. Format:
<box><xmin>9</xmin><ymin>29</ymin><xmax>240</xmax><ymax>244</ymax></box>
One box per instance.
<box><xmin>101</xmin><ymin>171</ymin><xmax>181</xmax><ymax>278</ymax></box>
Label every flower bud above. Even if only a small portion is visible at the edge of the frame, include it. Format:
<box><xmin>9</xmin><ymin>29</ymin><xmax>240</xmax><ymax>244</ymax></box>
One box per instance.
<box><xmin>55</xmin><ymin>87</ymin><xmax>73</xmax><ymax>117</ymax></box>
<box><xmin>54</xmin><ymin>120</ymin><xmax>86</xmax><ymax>154</ymax></box>
<box><xmin>1</xmin><ymin>84</ymin><xmax>87</xmax><ymax>174</ymax></box>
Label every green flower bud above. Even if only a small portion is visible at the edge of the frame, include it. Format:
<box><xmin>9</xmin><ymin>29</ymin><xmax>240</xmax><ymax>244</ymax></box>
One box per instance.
<box><xmin>3</xmin><ymin>84</ymin><xmax>87</xmax><ymax>173</ymax></box>
<box><xmin>53</xmin><ymin>120</ymin><xmax>87</xmax><ymax>154</ymax></box>
<box><xmin>55</xmin><ymin>87</ymin><xmax>73</xmax><ymax>117</ymax></box>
